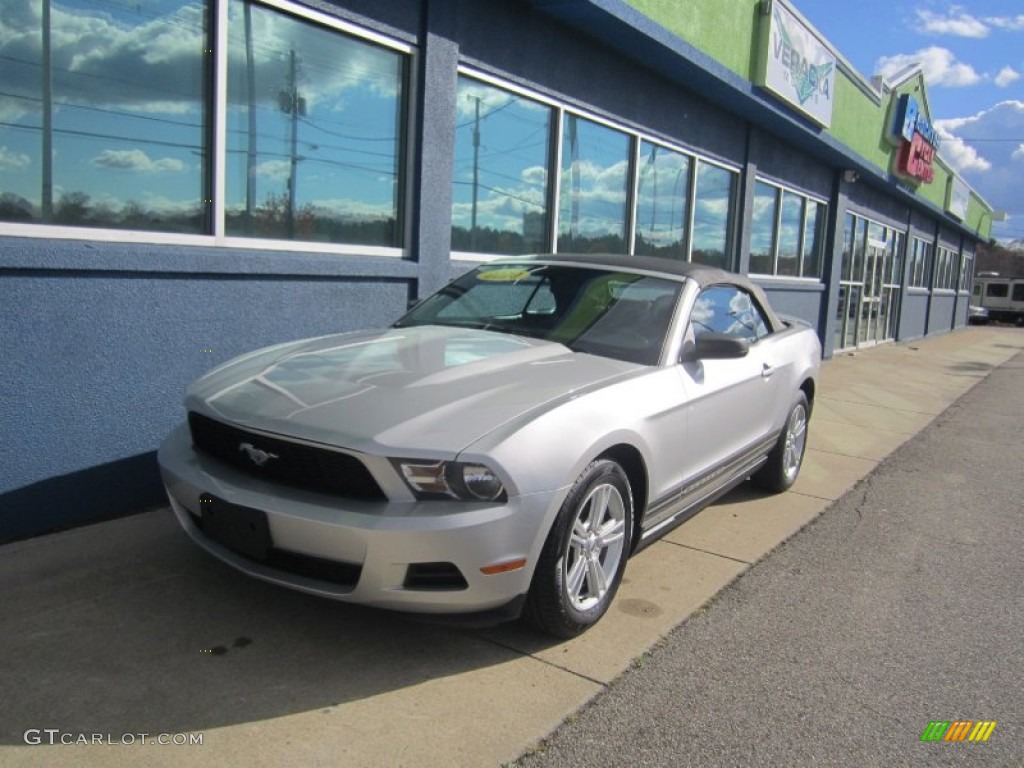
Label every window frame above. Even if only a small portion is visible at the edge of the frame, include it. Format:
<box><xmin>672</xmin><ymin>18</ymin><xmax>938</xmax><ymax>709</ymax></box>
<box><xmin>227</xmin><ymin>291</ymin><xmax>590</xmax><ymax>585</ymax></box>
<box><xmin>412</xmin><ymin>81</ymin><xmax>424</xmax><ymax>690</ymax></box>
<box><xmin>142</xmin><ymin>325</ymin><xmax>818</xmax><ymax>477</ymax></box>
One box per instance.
<box><xmin>933</xmin><ymin>244</ymin><xmax>960</xmax><ymax>292</ymax></box>
<box><xmin>746</xmin><ymin>176</ymin><xmax>827</xmax><ymax>281</ymax></box>
<box><xmin>0</xmin><ymin>0</ymin><xmax>414</xmax><ymax>258</ymax></box>
<box><xmin>451</xmin><ymin>68</ymin><xmax>741</xmax><ymax>265</ymax></box>
<box><xmin>908</xmin><ymin>236</ymin><xmax>934</xmax><ymax>290</ymax></box>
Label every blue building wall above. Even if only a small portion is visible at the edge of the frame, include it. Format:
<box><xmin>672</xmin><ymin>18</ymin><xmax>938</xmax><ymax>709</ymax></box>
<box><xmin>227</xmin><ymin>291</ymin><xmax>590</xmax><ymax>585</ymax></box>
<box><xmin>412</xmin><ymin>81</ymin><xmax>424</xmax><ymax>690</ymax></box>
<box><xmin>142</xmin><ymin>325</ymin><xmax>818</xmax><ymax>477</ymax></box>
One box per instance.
<box><xmin>754</xmin><ymin>281</ymin><xmax>826</xmax><ymax>326</ymax></box>
<box><xmin>927</xmin><ymin>294</ymin><xmax>958</xmax><ymax>336</ymax></box>
<box><xmin>899</xmin><ymin>291</ymin><xmax>930</xmax><ymax>341</ymax></box>
<box><xmin>0</xmin><ymin>239</ymin><xmax>418</xmax><ymax>541</ymax></box>
<box><xmin>750</xmin><ymin>130</ymin><xmax>833</xmax><ymax>200</ymax></box>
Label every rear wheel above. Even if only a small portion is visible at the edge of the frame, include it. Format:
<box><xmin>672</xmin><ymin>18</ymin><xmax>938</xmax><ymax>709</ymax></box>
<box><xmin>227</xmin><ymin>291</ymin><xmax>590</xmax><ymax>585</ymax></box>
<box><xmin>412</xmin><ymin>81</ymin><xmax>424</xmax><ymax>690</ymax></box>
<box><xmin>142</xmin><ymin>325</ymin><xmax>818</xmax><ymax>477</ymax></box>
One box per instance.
<box><xmin>524</xmin><ymin>459</ymin><xmax>632</xmax><ymax>638</ymax></box>
<box><xmin>754</xmin><ymin>391</ymin><xmax>809</xmax><ymax>493</ymax></box>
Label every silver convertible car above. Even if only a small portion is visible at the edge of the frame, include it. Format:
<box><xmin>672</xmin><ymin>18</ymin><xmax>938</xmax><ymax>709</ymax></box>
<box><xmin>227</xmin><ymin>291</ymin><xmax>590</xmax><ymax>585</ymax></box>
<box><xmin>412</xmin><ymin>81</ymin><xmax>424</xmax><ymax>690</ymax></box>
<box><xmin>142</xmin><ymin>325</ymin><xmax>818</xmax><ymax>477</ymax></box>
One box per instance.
<box><xmin>158</xmin><ymin>254</ymin><xmax>821</xmax><ymax>637</ymax></box>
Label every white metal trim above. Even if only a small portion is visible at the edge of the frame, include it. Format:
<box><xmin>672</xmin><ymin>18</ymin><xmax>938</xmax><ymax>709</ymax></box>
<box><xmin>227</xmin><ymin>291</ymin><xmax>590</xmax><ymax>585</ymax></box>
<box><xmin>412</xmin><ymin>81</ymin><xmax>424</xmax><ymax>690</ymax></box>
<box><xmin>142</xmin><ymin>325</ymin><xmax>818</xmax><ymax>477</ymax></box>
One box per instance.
<box><xmin>250</xmin><ymin>0</ymin><xmax>412</xmax><ymax>53</ymax></box>
<box><xmin>213</xmin><ymin>0</ymin><xmax>228</xmax><ymax>240</ymax></box>
<box><xmin>550</xmin><ymin>106</ymin><xmax>565</xmax><ymax>253</ymax></box>
<box><xmin>0</xmin><ymin>221</ymin><xmax>406</xmax><ymax>258</ymax></box>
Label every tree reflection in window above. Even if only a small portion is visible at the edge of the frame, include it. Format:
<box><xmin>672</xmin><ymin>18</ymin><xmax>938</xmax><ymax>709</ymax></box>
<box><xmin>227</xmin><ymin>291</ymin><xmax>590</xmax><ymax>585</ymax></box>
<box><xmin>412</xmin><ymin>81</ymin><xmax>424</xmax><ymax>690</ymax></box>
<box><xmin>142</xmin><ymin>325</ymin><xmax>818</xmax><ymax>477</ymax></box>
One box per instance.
<box><xmin>450</xmin><ymin>77</ymin><xmax>552</xmax><ymax>255</ymax></box>
<box><xmin>0</xmin><ymin>0</ymin><xmax>209</xmax><ymax>231</ymax></box>
<box><xmin>749</xmin><ymin>181</ymin><xmax>777</xmax><ymax>275</ymax></box>
<box><xmin>557</xmin><ymin>114</ymin><xmax>630</xmax><ymax>254</ymax></box>
<box><xmin>691</xmin><ymin>161</ymin><xmax>735</xmax><ymax>269</ymax></box>
<box><xmin>634</xmin><ymin>141</ymin><xmax>690</xmax><ymax>260</ymax></box>
<box><xmin>225</xmin><ymin>0</ymin><xmax>405</xmax><ymax>245</ymax></box>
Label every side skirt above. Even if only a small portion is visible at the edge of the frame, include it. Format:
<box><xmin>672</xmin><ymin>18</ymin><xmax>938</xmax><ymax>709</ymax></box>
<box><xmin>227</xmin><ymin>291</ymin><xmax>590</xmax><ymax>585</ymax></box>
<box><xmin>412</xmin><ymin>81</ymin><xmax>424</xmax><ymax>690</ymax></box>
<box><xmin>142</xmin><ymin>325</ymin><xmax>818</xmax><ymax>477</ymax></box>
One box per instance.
<box><xmin>635</xmin><ymin>436</ymin><xmax>777</xmax><ymax>551</ymax></box>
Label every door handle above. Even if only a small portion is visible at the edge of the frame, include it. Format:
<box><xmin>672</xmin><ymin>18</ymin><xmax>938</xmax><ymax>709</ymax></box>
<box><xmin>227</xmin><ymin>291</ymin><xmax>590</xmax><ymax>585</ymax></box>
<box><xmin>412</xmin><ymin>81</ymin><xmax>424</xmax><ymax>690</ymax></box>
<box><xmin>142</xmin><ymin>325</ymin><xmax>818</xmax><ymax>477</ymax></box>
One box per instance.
<box><xmin>761</xmin><ymin>363</ymin><xmax>775</xmax><ymax>379</ymax></box>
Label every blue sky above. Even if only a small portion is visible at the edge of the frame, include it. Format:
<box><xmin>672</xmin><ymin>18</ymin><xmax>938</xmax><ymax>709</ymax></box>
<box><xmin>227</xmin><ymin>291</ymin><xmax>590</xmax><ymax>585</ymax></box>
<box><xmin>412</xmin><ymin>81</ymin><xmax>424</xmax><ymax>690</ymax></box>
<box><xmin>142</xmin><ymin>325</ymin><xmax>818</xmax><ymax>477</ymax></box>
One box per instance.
<box><xmin>793</xmin><ymin>0</ymin><xmax>1024</xmax><ymax>242</ymax></box>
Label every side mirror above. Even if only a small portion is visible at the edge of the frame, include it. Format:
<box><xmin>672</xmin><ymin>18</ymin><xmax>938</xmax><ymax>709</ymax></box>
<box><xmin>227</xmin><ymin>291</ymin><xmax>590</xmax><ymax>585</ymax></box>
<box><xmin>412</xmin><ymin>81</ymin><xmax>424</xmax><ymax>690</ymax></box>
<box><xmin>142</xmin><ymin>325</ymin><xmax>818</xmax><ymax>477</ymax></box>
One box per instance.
<box><xmin>682</xmin><ymin>332</ymin><xmax>750</xmax><ymax>362</ymax></box>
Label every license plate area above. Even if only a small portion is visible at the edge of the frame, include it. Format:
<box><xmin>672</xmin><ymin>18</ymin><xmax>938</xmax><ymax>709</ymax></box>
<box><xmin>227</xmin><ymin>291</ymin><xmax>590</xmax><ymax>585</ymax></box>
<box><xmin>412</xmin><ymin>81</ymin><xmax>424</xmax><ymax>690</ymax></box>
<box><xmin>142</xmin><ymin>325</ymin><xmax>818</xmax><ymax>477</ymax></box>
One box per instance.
<box><xmin>197</xmin><ymin>493</ymin><xmax>271</xmax><ymax>562</ymax></box>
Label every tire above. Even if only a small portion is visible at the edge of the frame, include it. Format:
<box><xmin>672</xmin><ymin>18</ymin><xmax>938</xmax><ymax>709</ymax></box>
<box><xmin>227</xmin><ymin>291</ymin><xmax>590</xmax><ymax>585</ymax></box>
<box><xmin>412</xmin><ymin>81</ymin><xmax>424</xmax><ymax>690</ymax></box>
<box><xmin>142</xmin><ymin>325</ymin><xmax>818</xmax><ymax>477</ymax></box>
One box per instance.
<box><xmin>754</xmin><ymin>391</ymin><xmax>809</xmax><ymax>493</ymax></box>
<box><xmin>524</xmin><ymin>459</ymin><xmax>633</xmax><ymax>638</ymax></box>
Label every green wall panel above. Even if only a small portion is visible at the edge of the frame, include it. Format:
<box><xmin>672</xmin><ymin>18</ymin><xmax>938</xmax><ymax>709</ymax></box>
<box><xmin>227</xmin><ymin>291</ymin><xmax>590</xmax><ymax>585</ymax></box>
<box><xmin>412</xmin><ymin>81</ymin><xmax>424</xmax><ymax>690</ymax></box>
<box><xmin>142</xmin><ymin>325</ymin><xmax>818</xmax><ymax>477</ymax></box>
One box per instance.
<box><xmin>625</xmin><ymin>0</ymin><xmax>761</xmax><ymax>78</ymax></box>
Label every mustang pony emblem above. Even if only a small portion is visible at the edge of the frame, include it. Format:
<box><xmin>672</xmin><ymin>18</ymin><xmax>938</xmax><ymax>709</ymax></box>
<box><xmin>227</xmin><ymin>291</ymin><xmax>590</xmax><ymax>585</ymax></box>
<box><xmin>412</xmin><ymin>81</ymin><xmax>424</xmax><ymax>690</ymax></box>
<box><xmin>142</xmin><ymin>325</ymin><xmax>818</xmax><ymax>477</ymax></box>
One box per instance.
<box><xmin>238</xmin><ymin>442</ymin><xmax>279</xmax><ymax>466</ymax></box>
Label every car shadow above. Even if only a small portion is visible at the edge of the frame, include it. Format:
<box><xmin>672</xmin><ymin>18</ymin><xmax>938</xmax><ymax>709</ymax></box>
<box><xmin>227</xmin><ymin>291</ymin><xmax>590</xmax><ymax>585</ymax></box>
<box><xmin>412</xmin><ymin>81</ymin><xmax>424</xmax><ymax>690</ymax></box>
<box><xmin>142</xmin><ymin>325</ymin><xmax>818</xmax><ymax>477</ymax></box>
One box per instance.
<box><xmin>0</xmin><ymin>509</ymin><xmax>557</xmax><ymax>744</ymax></box>
<box><xmin>710</xmin><ymin>481</ymin><xmax>776</xmax><ymax>506</ymax></box>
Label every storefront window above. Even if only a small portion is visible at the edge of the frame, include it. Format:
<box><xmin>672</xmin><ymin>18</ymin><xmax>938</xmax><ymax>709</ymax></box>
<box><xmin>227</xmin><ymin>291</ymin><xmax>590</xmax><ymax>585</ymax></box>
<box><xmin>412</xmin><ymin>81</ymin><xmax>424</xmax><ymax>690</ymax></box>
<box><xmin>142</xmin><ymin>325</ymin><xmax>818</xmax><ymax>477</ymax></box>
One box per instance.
<box><xmin>557</xmin><ymin>114</ymin><xmax>630</xmax><ymax>253</ymax></box>
<box><xmin>0</xmin><ymin>0</ymin><xmax>209</xmax><ymax>231</ymax></box>
<box><xmin>958</xmin><ymin>251</ymin><xmax>973</xmax><ymax>292</ymax></box>
<box><xmin>777</xmin><ymin>191</ymin><xmax>802</xmax><ymax>277</ymax></box>
<box><xmin>691</xmin><ymin>161</ymin><xmax>734</xmax><ymax>268</ymax></box>
<box><xmin>634</xmin><ymin>141</ymin><xmax>689</xmax><ymax>260</ymax></box>
<box><xmin>889</xmin><ymin>232</ymin><xmax>905</xmax><ymax>285</ymax></box>
<box><xmin>226</xmin><ymin>0</ymin><xmax>405</xmax><ymax>245</ymax></box>
<box><xmin>934</xmin><ymin>245</ymin><xmax>959</xmax><ymax>290</ymax></box>
<box><xmin>909</xmin><ymin>238</ymin><xmax>933</xmax><ymax>288</ymax></box>
<box><xmin>852</xmin><ymin>218</ymin><xmax>867</xmax><ymax>283</ymax></box>
<box><xmin>841</xmin><ymin>214</ymin><xmax>854</xmax><ymax>281</ymax></box>
<box><xmin>450</xmin><ymin>77</ymin><xmax>552</xmax><ymax>254</ymax></box>
<box><xmin>802</xmin><ymin>201</ymin><xmax>825</xmax><ymax>278</ymax></box>
<box><xmin>748</xmin><ymin>181</ymin><xmax>777</xmax><ymax>275</ymax></box>
<box><xmin>749</xmin><ymin>178</ymin><xmax>824</xmax><ymax>278</ymax></box>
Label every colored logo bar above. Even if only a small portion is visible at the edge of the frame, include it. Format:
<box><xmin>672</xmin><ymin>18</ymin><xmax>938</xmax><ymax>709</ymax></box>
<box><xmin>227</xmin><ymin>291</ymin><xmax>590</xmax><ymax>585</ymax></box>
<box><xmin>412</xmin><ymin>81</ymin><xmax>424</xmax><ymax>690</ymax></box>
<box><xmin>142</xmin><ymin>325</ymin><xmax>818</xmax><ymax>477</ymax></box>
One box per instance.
<box><xmin>920</xmin><ymin>721</ymin><xmax>997</xmax><ymax>742</ymax></box>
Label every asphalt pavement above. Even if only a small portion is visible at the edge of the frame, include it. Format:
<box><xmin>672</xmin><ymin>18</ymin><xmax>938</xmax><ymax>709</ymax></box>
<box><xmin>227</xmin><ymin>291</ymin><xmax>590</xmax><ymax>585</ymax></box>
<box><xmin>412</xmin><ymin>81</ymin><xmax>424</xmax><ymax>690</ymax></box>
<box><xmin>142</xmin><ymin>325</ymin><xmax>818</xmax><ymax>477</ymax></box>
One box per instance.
<box><xmin>516</xmin><ymin>350</ymin><xmax>1024</xmax><ymax>767</ymax></box>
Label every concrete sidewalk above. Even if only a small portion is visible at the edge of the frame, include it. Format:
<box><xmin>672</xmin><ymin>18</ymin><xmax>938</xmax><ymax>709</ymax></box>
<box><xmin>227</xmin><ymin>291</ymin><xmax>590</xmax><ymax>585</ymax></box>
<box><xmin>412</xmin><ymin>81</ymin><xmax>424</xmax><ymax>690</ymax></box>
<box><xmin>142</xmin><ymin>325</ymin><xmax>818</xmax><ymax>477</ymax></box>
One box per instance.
<box><xmin>2</xmin><ymin>327</ymin><xmax>1022</xmax><ymax>767</ymax></box>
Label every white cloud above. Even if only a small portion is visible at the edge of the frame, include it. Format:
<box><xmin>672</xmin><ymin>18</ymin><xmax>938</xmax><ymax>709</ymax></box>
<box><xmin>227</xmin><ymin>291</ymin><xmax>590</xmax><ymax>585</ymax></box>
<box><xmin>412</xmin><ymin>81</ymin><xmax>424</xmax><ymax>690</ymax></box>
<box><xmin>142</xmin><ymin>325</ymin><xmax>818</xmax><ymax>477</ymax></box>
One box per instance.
<box><xmin>0</xmin><ymin>146</ymin><xmax>30</xmax><ymax>170</ymax></box>
<box><xmin>521</xmin><ymin>165</ymin><xmax>548</xmax><ymax>188</ymax></box>
<box><xmin>0</xmin><ymin>0</ymin><xmax>400</xmax><ymax>123</ymax></box>
<box><xmin>875</xmin><ymin>47</ymin><xmax>982</xmax><ymax>87</ymax></box>
<box><xmin>995</xmin><ymin>67</ymin><xmax>1020</xmax><ymax>87</ymax></box>
<box><xmin>90</xmin><ymin>149</ymin><xmax>185</xmax><ymax>173</ymax></box>
<box><xmin>255</xmin><ymin>159</ymin><xmax>291</xmax><ymax>181</ymax></box>
<box><xmin>934</xmin><ymin>126</ymin><xmax>992</xmax><ymax>172</ymax></box>
<box><xmin>936</xmin><ymin>101</ymin><xmax>1024</xmax><ymax>223</ymax></box>
<box><xmin>916</xmin><ymin>8</ymin><xmax>989</xmax><ymax>38</ymax></box>
<box><xmin>306</xmin><ymin>197</ymin><xmax>396</xmax><ymax>220</ymax></box>
<box><xmin>984</xmin><ymin>14</ymin><xmax>1024</xmax><ymax>31</ymax></box>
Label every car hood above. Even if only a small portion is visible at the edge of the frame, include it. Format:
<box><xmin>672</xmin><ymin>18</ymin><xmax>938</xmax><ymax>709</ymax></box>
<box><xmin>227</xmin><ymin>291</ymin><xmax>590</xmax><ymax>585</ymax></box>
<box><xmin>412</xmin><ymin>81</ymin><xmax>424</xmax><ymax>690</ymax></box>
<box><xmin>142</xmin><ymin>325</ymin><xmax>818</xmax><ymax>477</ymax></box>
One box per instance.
<box><xmin>186</xmin><ymin>325</ymin><xmax>642</xmax><ymax>456</ymax></box>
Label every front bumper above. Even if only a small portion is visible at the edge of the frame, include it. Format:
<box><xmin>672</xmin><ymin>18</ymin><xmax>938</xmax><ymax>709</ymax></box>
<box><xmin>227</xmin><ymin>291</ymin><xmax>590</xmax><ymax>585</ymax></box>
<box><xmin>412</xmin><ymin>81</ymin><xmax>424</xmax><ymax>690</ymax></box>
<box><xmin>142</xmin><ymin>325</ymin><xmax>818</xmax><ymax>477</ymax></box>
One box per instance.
<box><xmin>158</xmin><ymin>423</ymin><xmax>564</xmax><ymax>614</ymax></box>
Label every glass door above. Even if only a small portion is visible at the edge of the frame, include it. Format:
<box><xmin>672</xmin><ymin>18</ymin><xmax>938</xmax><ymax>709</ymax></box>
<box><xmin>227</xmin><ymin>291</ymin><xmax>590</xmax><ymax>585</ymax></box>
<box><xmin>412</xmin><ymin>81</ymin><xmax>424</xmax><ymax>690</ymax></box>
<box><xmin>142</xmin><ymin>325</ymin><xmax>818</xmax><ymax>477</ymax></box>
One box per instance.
<box><xmin>835</xmin><ymin>214</ymin><xmax>863</xmax><ymax>353</ymax></box>
<box><xmin>835</xmin><ymin>215</ymin><xmax>903</xmax><ymax>353</ymax></box>
<box><xmin>859</xmin><ymin>236</ymin><xmax>886</xmax><ymax>345</ymax></box>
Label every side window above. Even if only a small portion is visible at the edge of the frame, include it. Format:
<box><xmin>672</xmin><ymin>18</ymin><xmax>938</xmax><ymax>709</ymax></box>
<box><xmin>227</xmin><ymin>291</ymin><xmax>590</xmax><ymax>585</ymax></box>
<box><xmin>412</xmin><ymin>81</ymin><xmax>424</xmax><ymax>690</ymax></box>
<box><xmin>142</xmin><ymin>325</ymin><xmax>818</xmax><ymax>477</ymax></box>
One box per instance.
<box><xmin>690</xmin><ymin>286</ymin><xmax>771</xmax><ymax>342</ymax></box>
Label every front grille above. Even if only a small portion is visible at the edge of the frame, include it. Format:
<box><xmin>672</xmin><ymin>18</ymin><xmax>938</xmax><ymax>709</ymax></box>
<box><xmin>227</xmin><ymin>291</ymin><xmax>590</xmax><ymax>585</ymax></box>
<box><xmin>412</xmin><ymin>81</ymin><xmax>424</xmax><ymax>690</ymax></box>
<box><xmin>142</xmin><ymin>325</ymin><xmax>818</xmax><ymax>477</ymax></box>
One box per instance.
<box><xmin>188</xmin><ymin>411</ymin><xmax>386</xmax><ymax>500</ymax></box>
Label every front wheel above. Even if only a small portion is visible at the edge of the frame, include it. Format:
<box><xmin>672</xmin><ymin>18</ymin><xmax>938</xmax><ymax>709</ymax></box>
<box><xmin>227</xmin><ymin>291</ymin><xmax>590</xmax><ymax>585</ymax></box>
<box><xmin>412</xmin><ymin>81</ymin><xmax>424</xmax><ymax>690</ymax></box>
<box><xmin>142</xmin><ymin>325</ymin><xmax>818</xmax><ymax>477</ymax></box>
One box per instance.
<box><xmin>754</xmin><ymin>391</ymin><xmax>809</xmax><ymax>493</ymax></box>
<box><xmin>524</xmin><ymin>459</ymin><xmax>633</xmax><ymax>638</ymax></box>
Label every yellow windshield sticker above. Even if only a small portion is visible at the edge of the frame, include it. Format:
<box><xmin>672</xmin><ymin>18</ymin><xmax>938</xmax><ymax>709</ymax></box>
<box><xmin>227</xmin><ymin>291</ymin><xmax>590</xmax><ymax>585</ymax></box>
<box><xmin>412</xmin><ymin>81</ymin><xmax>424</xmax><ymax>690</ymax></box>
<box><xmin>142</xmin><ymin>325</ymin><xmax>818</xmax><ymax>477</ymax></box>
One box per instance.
<box><xmin>477</xmin><ymin>268</ymin><xmax>532</xmax><ymax>283</ymax></box>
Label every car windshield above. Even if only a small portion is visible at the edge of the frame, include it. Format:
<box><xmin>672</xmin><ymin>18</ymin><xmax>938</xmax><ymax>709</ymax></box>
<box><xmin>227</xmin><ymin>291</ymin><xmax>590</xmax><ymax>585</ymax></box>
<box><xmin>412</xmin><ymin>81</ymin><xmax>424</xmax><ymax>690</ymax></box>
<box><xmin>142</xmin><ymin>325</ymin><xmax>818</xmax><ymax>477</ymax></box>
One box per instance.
<box><xmin>395</xmin><ymin>264</ymin><xmax>683</xmax><ymax>365</ymax></box>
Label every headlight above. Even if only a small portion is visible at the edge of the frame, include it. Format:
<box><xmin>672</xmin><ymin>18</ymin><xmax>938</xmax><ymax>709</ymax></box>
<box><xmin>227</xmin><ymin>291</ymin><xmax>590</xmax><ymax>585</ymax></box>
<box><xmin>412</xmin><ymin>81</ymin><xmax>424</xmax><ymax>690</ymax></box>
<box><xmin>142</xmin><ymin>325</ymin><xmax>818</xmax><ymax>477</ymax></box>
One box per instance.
<box><xmin>452</xmin><ymin>463</ymin><xmax>506</xmax><ymax>501</ymax></box>
<box><xmin>395</xmin><ymin>460</ymin><xmax>507</xmax><ymax>502</ymax></box>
